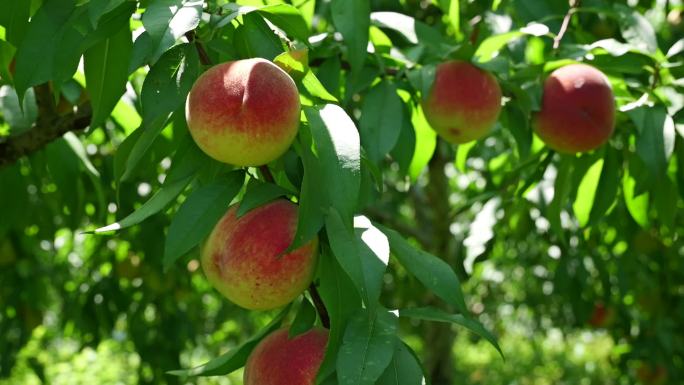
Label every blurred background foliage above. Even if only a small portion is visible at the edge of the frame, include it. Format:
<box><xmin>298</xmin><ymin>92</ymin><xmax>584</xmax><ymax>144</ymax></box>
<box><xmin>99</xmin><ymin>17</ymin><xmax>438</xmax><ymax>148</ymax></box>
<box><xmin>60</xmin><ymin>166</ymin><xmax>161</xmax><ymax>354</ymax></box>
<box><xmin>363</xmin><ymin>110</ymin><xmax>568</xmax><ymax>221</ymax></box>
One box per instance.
<box><xmin>1</xmin><ymin>0</ymin><xmax>684</xmax><ymax>384</ymax></box>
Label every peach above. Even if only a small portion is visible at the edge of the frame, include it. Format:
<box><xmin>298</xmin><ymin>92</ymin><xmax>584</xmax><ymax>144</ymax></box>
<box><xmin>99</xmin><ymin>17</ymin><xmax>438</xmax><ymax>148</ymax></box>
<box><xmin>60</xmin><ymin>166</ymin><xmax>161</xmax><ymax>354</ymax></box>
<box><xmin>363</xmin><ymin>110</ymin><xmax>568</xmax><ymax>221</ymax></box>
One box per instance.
<box><xmin>244</xmin><ymin>327</ymin><xmax>328</xmax><ymax>385</ymax></box>
<box><xmin>185</xmin><ymin>58</ymin><xmax>301</xmax><ymax>166</ymax></box>
<box><xmin>201</xmin><ymin>200</ymin><xmax>318</xmax><ymax>310</ymax></box>
<box><xmin>422</xmin><ymin>60</ymin><xmax>502</xmax><ymax>144</ymax></box>
<box><xmin>534</xmin><ymin>63</ymin><xmax>615</xmax><ymax>153</ymax></box>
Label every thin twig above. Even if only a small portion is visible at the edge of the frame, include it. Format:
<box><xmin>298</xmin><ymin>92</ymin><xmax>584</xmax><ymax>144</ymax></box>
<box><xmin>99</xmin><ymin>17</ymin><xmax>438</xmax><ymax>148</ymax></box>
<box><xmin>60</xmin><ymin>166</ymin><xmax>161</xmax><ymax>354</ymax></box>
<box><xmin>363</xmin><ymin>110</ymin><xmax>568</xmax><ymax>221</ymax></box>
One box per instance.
<box><xmin>553</xmin><ymin>0</ymin><xmax>581</xmax><ymax>50</ymax></box>
<box><xmin>308</xmin><ymin>283</ymin><xmax>330</xmax><ymax>329</ymax></box>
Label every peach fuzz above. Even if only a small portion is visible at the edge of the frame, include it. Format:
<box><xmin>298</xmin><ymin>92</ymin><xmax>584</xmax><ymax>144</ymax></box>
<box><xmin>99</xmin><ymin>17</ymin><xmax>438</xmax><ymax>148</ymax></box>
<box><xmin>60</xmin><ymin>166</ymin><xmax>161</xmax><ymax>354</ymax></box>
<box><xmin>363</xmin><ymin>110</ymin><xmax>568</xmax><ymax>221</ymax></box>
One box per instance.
<box><xmin>534</xmin><ymin>63</ymin><xmax>615</xmax><ymax>153</ymax></box>
<box><xmin>200</xmin><ymin>200</ymin><xmax>318</xmax><ymax>310</ymax></box>
<box><xmin>244</xmin><ymin>327</ymin><xmax>328</xmax><ymax>385</ymax></box>
<box><xmin>185</xmin><ymin>58</ymin><xmax>301</xmax><ymax>166</ymax></box>
<box><xmin>422</xmin><ymin>60</ymin><xmax>502</xmax><ymax>144</ymax></box>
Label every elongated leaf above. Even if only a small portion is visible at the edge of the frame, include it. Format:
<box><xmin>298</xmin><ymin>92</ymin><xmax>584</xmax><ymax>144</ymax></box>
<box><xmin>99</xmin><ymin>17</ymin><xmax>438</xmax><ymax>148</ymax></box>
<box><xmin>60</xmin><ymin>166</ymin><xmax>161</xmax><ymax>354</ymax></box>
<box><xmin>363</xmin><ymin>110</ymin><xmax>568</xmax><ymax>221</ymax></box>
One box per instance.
<box><xmin>614</xmin><ymin>4</ymin><xmax>657</xmax><ymax>55</ymax></box>
<box><xmin>0</xmin><ymin>0</ymin><xmax>30</xmax><ymax>46</ymax></box>
<box><xmin>627</xmin><ymin>106</ymin><xmax>676</xmax><ymax>182</ymax></box>
<box><xmin>289</xmin><ymin>297</ymin><xmax>317</xmax><ymax>338</ymax></box>
<box><xmin>120</xmin><ymin>114</ymin><xmax>170</xmax><ymax>182</ymax></box>
<box><xmin>142</xmin><ymin>0</ymin><xmax>203</xmax><ymax>62</ymax></box>
<box><xmin>573</xmin><ymin>158</ymin><xmax>603</xmax><ymax>228</ymax></box>
<box><xmin>378</xmin><ymin>224</ymin><xmax>468</xmax><ymax>314</ymax></box>
<box><xmin>377</xmin><ymin>340</ymin><xmax>425</xmax><ymax>385</ymax></box>
<box><xmin>623</xmin><ymin>165</ymin><xmax>649</xmax><ymax>228</ymax></box>
<box><xmin>13</xmin><ymin>0</ymin><xmax>76</xmax><ymax>101</ymax></box>
<box><xmin>399</xmin><ymin>307</ymin><xmax>502</xmax><ymax>357</ymax></box>
<box><xmin>316</xmin><ymin>250</ymin><xmax>361</xmax><ymax>384</ymax></box>
<box><xmin>302</xmin><ymin>70</ymin><xmax>338</xmax><ymax>102</ymax></box>
<box><xmin>94</xmin><ymin>174</ymin><xmax>193</xmax><ymax>233</ymax></box>
<box><xmin>163</xmin><ymin>170</ymin><xmax>245</xmax><ymax>268</ymax></box>
<box><xmin>588</xmin><ymin>147</ymin><xmax>619</xmax><ymax>225</ymax></box>
<box><xmin>257</xmin><ymin>4</ymin><xmax>310</xmax><ymax>41</ymax></box>
<box><xmin>84</xmin><ymin>24</ymin><xmax>133</xmax><ymax>129</ymax></box>
<box><xmin>304</xmin><ymin>104</ymin><xmax>361</xmax><ymax>222</ymax></box>
<box><xmin>337</xmin><ymin>308</ymin><xmax>398</xmax><ymax>385</ymax></box>
<box><xmin>548</xmin><ymin>156</ymin><xmax>573</xmax><ymax>243</ymax></box>
<box><xmin>89</xmin><ymin>0</ymin><xmax>126</xmax><ymax>27</ymax></box>
<box><xmin>140</xmin><ymin>43</ymin><xmax>199</xmax><ymax>122</ymax></box>
<box><xmin>237</xmin><ymin>179</ymin><xmax>293</xmax><ymax>217</ymax></box>
<box><xmin>360</xmin><ymin>81</ymin><xmax>403</xmax><ymax>163</ymax></box>
<box><xmin>408</xmin><ymin>103</ymin><xmax>436</xmax><ymax>180</ymax></box>
<box><xmin>167</xmin><ymin>305</ymin><xmax>291</xmax><ymax>377</ymax></box>
<box><xmin>331</xmin><ymin>0</ymin><xmax>370</xmax><ymax>74</ymax></box>
<box><xmin>235</xmin><ymin>12</ymin><xmax>284</xmax><ymax>60</ymax></box>
<box><xmin>325</xmin><ymin>210</ymin><xmax>387</xmax><ymax>311</ymax></box>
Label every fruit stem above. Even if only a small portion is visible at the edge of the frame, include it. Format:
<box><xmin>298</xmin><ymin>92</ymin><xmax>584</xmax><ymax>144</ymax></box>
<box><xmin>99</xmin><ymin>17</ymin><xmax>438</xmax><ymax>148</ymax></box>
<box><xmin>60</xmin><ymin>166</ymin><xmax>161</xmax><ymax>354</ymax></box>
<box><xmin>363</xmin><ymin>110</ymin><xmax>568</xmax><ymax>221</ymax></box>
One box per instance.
<box><xmin>259</xmin><ymin>165</ymin><xmax>275</xmax><ymax>183</ymax></box>
<box><xmin>308</xmin><ymin>283</ymin><xmax>330</xmax><ymax>329</ymax></box>
<box><xmin>185</xmin><ymin>31</ymin><xmax>212</xmax><ymax>66</ymax></box>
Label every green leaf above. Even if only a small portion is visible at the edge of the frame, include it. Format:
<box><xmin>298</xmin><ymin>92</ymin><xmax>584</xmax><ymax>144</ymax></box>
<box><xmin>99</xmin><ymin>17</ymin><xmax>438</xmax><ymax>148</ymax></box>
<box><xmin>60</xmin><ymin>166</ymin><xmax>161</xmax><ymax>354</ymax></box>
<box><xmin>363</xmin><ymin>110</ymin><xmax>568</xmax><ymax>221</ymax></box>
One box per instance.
<box><xmin>325</xmin><ymin>210</ymin><xmax>387</xmax><ymax>311</ymax></box>
<box><xmin>167</xmin><ymin>305</ymin><xmax>291</xmax><ymax>377</ymax></box>
<box><xmin>256</xmin><ymin>4</ymin><xmax>310</xmax><ymax>41</ymax></box>
<box><xmin>140</xmin><ymin>43</ymin><xmax>199</xmax><ymax>122</ymax></box>
<box><xmin>399</xmin><ymin>307</ymin><xmax>503</xmax><ymax>358</ymax></box>
<box><xmin>378</xmin><ymin>224</ymin><xmax>468</xmax><ymax>315</ymax></box>
<box><xmin>94</xmin><ymin>174</ymin><xmax>193</xmax><ymax>233</ymax></box>
<box><xmin>370</xmin><ymin>12</ymin><xmax>448</xmax><ymax>49</ymax></box>
<box><xmin>588</xmin><ymin>147</ymin><xmax>619</xmax><ymax>225</ymax></box>
<box><xmin>408</xmin><ymin>103</ymin><xmax>437</xmax><ymax>180</ymax></box>
<box><xmin>304</xmin><ymin>104</ymin><xmax>361</xmax><ymax>223</ymax></box>
<box><xmin>376</xmin><ymin>340</ymin><xmax>425</xmax><ymax>385</ymax></box>
<box><xmin>302</xmin><ymin>70</ymin><xmax>338</xmax><ymax>102</ymax></box>
<box><xmin>63</xmin><ymin>132</ymin><xmax>100</xmax><ymax>178</ymax></box>
<box><xmin>163</xmin><ymin>170</ymin><xmax>245</xmax><ymax>268</ymax></box>
<box><xmin>237</xmin><ymin>178</ymin><xmax>292</xmax><ymax>218</ymax></box>
<box><xmin>120</xmin><ymin>114</ymin><xmax>170</xmax><ymax>182</ymax></box>
<box><xmin>316</xmin><ymin>250</ymin><xmax>362</xmax><ymax>384</ymax></box>
<box><xmin>290</xmin><ymin>127</ymin><xmax>327</xmax><ymax>249</ymax></box>
<box><xmin>0</xmin><ymin>85</ymin><xmax>37</xmax><ymax>134</ymax></box>
<box><xmin>97</xmin><ymin>141</ymin><xmax>207</xmax><ymax>233</ymax></box>
<box><xmin>0</xmin><ymin>0</ymin><xmax>30</xmax><ymax>46</ymax></box>
<box><xmin>289</xmin><ymin>297</ymin><xmax>317</xmax><ymax>338</ymax></box>
<box><xmin>359</xmin><ymin>80</ymin><xmax>403</xmax><ymax>163</ymax></box>
<box><xmin>142</xmin><ymin>0</ymin><xmax>202</xmax><ymax>62</ymax></box>
<box><xmin>331</xmin><ymin>0</ymin><xmax>370</xmax><ymax>74</ymax></box>
<box><xmin>336</xmin><ymin>308</ymin><xmax>398</xmax><ymax>385</ymax></box>
<box><xmin>614</xmin><ymin>4</ymin><xmax>658</xmax><ymax>55</ymax></box>
<box><xmin>89</xmin><ymin>0</ymin><xmax>126</xmax><ymax>27</ymax></box>
<box><xmin>548</xmin><ymin>156</ymin><xmax>573</xmax><ymax>243</ymax></box>
<box><xmin>627</xmin><ymin>106</ymin><xmax>676</xmax><ymax>182</ymax></box>
<box><xmin>623</xmin><ymin>163</ymin><xmax>649</xmax><ymax>228</ymax></box>
<box><xmin>84</xmin><ymin>24</ymin><xmax>132</xmax><ymax>129</ymax></box>
<box><xmin>274</xmin><ymin>49</ymin><xmax>309</xmax><ymax>82</ymax></box>
<box><xmin>390</xmin><ymin>112</ymin><xmax>416</xmax><ymax>174</ymax></box>
<box><xmin>235</xmin><ymin>12</ymin><xmax>284</xmax><ymax>61</ymax></box>
<box><xmin>474</xmin><ymin>31</ymin><xmax>523</xmax><ymax>62</ymax></box>
<box><xmin>573</xmin><ymin>158</ymin><xmax>603</xmax><ymax>228</ymax></box>
<box><xmin>13</xmin><ymin>0</ymin><xmax>76</xmax><ymax>101</ymax></box>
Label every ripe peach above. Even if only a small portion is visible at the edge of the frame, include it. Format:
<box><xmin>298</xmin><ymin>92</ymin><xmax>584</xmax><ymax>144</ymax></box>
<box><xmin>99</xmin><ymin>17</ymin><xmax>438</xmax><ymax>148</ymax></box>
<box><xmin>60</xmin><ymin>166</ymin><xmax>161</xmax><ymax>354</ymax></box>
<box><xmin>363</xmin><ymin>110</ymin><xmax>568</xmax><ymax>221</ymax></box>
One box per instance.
<box><xmin>201</xmin><ymin>200</ymin><xmax>318</xmax><ymax>310</ymax></box>
<box><xmin>244</xmin><ymin>327</ymin><xmax>328</xmax><ymax>385</ymax></box>
<box><xmin>422</xmin><ymin>60</ymin><xmax>502</xmax><ymax>144</ymax></box>
<box><xmin>534</xmin><ymin>63</ymin><xmax>615</xmax><ymax>153</ymax></box>
<box><xmin>185</xmin><ymin>58</ymin><xmax>301</xmax><ymax>166</ymax></box>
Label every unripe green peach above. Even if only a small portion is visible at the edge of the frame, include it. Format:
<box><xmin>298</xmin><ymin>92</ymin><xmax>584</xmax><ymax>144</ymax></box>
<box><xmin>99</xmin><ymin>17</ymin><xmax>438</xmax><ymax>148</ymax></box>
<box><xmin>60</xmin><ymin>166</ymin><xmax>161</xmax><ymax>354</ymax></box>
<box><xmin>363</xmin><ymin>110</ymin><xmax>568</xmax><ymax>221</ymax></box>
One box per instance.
<box><xmin>201</xmin><ymin>200</ymin><xmax>317</xmax><ymax>310</ymax></box>
<box><xmin>244</xmin><ymin>327</ymin><xmax>328</xmax><ymax>385</ymax></box>
<box><xmin>422</xmin><ymin>60</ymin><xmax>502</xmax><ymax>144</ymax></box>
<box><xmin>534</xmin><ymin>63</ymin><xmax>615</xmax><ymax>153</ymax></box>
<box><xmin>185</xmin><ymin>58</ymin><xmax>300</xmax><ymax>166</ymax></box>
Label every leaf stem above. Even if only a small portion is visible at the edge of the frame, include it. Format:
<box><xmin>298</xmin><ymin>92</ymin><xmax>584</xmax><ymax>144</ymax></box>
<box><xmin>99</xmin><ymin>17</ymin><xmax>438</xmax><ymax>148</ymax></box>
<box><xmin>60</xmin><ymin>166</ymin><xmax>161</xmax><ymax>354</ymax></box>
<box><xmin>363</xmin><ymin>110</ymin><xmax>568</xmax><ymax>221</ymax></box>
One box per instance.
<box><xmin>185</xmin><ymin>31</ymin><xmax>212</xmax><ymax>66</ymax></box>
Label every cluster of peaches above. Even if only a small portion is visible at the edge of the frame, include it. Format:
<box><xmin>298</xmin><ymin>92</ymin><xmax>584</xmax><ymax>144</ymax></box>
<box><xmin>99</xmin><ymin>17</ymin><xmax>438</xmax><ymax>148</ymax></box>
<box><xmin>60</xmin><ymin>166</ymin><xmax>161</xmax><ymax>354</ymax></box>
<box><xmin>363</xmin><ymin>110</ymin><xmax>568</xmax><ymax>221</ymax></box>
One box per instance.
<box><xmin>183</xmin><ymin>55</ymin><xmax>615</xmax><ymax>385</ymax></box>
